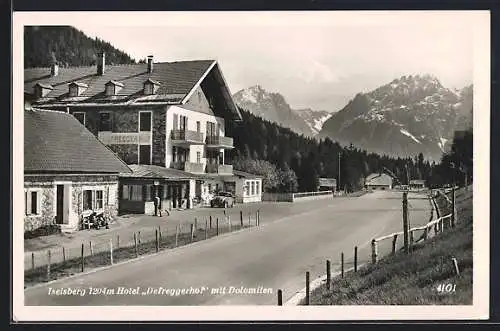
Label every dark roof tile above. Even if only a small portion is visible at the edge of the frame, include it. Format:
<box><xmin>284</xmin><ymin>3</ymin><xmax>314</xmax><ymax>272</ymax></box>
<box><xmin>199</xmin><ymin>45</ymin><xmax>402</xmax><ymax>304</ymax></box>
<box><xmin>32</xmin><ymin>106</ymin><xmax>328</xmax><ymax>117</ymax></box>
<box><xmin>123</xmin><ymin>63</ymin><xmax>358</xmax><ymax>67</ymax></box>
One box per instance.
<box><xmin>24</xmin><ymin>109</ymin><xmax>132</xmax><ymax>174</ymax></box>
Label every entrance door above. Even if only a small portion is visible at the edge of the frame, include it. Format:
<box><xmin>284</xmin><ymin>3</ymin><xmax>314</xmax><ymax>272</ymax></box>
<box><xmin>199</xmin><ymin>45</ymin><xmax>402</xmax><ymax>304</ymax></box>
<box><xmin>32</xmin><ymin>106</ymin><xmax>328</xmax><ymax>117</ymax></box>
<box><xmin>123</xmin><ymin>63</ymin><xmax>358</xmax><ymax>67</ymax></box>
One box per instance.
<box><xmin>56</xmin><ymin>185</ymin><xmax>64</xmax><ymax>224</ymax></box>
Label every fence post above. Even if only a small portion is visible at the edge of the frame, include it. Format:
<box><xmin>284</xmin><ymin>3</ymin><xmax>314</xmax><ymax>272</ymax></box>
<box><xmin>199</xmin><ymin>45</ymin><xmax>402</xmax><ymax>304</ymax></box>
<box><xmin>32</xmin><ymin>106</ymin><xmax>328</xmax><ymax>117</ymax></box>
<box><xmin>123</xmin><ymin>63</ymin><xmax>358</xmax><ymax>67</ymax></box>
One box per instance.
<box><xmin>134</xmin><ymin>232</ymin><xmax>138</xmax><ymax>257</ymax></box>
<box><xmin>190</xmin><ymin>223</ymin><xmax>195</xmax><ymax>242</ymax></box>
<box><xmin>195</xmin><ymin>217</ymin><xmax>198</xmax><ymax>230</ymax></box>
<box><xmin>403</xmin><ymin>192</ymin><xmax>409</xmax><ymax>254</ymax></box>
<box><xmin>354</xmin><ymin>246</ymin><xmax>358</xmax><ymax>272</ymax></box>
<box><xmin>117</xmin><ymin>235</ymin><xmax>120</xmax><ymax>249</ymax></box>
<box><xmin>451</xmin><ymin>187</ymin><xmax>456</xmax><ymax>227</ymax></box>
<box><xmin>81</xmin><ymin>243</ymin><xmax>85</xmax><ymax>272</ymax></box>
<box><xmin>138</xmin><ymin>231</ymin><xmax>141</xmax><ymax>244</ymax></box>
<box><xmin>248</xmin><ymin>212</ymin><xmax>251</xmax><ymax>226</ymax></box>
<box><xmin>46</xmin><ymin>250</ymin><xmax>51</xmax><ymax>280</ymax></box>
<box><xmin>240</xmin><ymin>210</ymin><xmax>243</xmax><ymax>227</ymax></box>
<box><xmin>158</xmin><ymin>226</ymin><xmax>162</xmax><ymax>243</ymax></box>
<box><xmin>209</xmin><ymin>215</ymin><xmax>212</xmax><ymax>229</ymax></box>
<box><xmin>175</xmin><ymin>225</ymin><xmax>179</xmax><ymax>247</ymax></box>
<box><xmin>216</xmin><ymin>218</ymin><xmax>219</xmax><ymax>236</ymax></box>
<box><xmin>452</xmin><ymin>257</ymin><xmax>460</xmax><ymax>275</ymax></box>
<box><xmin>255</xmin><ymin>211</ymin><xmax>258</xmax><ymax>226</ymax></box>
<box><xmin>228</xmin><ymin>215</ymin><xmax>232</xmax><ymax>232</ymax></box>
<box><xmin>257</xmin><ymin>210</ymin><xmax>260</xmax><ymax>226</ymax></box>
<box><xmin>277</xmin><ymin>289</ymin><xmax>283</xmax><ymax>306</ymax></box>
<box><xmin>62</xmin><ymin>246</ymin><xmax>66</xmax><ymax>263</ymax></box>
<box><xmin>371</xmin><ymin>239</ymin><xmax>378</xmax><ymax>264</ymax></box>
<box><xmin>109</xmin><ymin>238</ymin><xmax>114</xmax><ymax>265</ymax></box>
<box><xmin>205</xmin><ymin>220</ymin><xmax>208</xmax><ymax>240</ymax></box>
<box><xmin>392</xmin><ymin>234</ymin><xmax>397</xmax><ymax>255</ymax></box>
<box><xmin>341</xmin><ymin>252</ymin><xmax>344</xmax><ymax>278</ymax></box>
<box><xmin>326</xmin><ymin>260</ymin><xmax>331</xmax><ymax>290</ymax></box>
<box><xmin>305</xmin><ymin>271</ymin><xmax>310</xmax><ymax>305</ymax></box>
<box><xmin>89</xmin><ymin>241</ymin><xmax>93</xmax><ymax>256</ymax></box>
<box><xmin>156</xmin><ymin>229</ymin><xmax>160</xmax><ymax>252</ymax></box>
<box><xmin>31</xmin><ymin>252</ymin><xmax>35</xmax><ymax>271</ymax></box>
<box><xmin>410</xmin><ymin>230</ymin><xmax>414</xmax><ymax>249</ymax></box>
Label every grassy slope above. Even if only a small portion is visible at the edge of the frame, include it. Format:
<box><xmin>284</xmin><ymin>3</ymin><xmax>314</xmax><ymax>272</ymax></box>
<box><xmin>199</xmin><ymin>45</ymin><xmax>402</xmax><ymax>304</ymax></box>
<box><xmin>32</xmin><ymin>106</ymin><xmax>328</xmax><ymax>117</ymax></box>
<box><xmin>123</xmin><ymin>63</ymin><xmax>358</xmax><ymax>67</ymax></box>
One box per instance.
<box><xmin>307</xmin><ymin>188</ymin><xmax>473</xmax><ymax>305</ymax></box>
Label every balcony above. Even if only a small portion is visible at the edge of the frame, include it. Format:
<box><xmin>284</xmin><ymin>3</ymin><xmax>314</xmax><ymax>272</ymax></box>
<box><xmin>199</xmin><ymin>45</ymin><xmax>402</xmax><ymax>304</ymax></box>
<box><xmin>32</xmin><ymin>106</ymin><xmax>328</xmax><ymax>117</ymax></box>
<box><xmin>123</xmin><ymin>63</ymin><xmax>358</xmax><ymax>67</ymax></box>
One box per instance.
<box><xmin>170</xmin><ymin>161</ymin><xmax>205</xmax><ymax>174</ymax></box>
<box><xmin>206</xmin><ymin>163</ymin><xmax>233</xmax><ymax>175</ymax></box>
<box><xmin>171</xmin><ymin>130</ymin><xmax>204</xmax><ymax>146</ymax></box>
<box><xmin>205</xmin><ymin>135</ymin><xmax>234</xmax><ymax>149</ymax></box>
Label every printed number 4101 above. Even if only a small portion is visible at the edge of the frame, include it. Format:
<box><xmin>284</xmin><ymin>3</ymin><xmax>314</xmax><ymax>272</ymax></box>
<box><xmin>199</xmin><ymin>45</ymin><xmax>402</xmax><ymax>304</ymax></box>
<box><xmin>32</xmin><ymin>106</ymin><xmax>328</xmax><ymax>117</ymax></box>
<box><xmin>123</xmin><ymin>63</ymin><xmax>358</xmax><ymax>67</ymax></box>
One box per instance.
<box><xmin>436</xmin><ymin>283</ymin><xmax>456</xmax><ymax>293</ymax></box>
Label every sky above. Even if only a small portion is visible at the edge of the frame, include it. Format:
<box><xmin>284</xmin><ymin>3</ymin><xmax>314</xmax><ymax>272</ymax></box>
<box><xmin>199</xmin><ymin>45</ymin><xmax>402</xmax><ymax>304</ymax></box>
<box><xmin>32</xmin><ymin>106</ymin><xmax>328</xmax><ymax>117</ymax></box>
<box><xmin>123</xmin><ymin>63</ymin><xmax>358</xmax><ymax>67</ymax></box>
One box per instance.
<box><xmin>67</xmin><ymin>11</ymin><xmax>476</xmax><ymax>112</ymax></box>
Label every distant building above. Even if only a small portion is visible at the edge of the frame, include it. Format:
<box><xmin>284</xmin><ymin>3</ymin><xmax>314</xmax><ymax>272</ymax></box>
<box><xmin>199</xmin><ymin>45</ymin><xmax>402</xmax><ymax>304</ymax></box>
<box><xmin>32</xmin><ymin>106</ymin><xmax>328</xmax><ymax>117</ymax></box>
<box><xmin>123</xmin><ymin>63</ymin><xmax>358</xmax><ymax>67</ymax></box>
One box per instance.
<box><xmin>318</xmin><ymin>178</ymin><xmax>337</xmax><ymax>192</ymax></box>
<box><xmin>409</xmin><ymin>179</ymin><xmax>426</xmax><ymax>190</ymax></box>
<box><xmin>24</xmin><ymin>108</ymin><xmax>132</xmax><ymax>233</ymax></box>
<box><xmin>365</xmin><ymin>173</ymin><xmax>393</xmax><ymax>190</ymax></box>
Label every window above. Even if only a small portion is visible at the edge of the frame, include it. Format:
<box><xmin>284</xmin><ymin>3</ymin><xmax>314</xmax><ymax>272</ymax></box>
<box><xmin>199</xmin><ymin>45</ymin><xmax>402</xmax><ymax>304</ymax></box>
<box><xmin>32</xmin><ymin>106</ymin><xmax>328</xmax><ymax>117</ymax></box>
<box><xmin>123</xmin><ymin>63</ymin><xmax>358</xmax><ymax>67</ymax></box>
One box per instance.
<box><xmin>206</xmin><ymin>121</ymin><xmax>216</xmax><ymax>137</ymax></box>
<box><xmin>244</xmin><ymin>183</ymin><xmax>249</xmax><ymax>197</ymax></box>
<box><xmin>215</xmin><ymin>183</ymin><xmax>219</xmax><ymax>192</ymax></box>
<box><xmin>139</xmin><ymin>112</ymin><xmax>152</xmax><ymax>131</ymax></box>
<box><xmin>251</xmin><ymin>181</ymin><xmax>255</xmax><ymax>195</ymax></box>
<box><xmin>99</xmin><ymin>112</ymin><xmax>112</xmax><ymax>131</ymax></box>
<box><xmin>73</xmin><ymin>112</ymin><xmax>85</xmax><ymax>126</ymax></box>
<box><xmin>144</xmin><ymin>184</ymin><xmax>153</xmax><ymax>201</ymax></box>
<box><xmin>196</xmin><ymin>121</ymin><xmax>201</xmax><ymax>133</ymax></box>
<box><xmin>139</xmin><ymin>145</ymin><xmax>151</xmax><ymax>165</ymax></box>
<box><xmin>179</xmin><ymin>115</ymin><xmax>188</xmax><ymax>130</ymax></box>
<box><xmin>196</xmin><ymin>151</ymin><xmax>201</xmax><ymax>164</ymax></box>
<box><xmin>122</xmin><ymin>185</ymin><xmax>143</xmax><ymax>201</ymax></box>
<box><xmin>83</xmin><ymin>189</ymin><xmax>104</xmax><ymax>210</ymax></box>
<box><xmin>256</xmin><ymin>181</ymin><xmax>260</xmax><ymax>195</ymax></box>
<box><xmin>208</xmin><ymin>183</ymin><xmax>212</xmax><ymax>193</ymax></box>
<box><xmin>25</xmin><ymin>190</ymin><xmax>40</xmax><ymax>215</ymax></box>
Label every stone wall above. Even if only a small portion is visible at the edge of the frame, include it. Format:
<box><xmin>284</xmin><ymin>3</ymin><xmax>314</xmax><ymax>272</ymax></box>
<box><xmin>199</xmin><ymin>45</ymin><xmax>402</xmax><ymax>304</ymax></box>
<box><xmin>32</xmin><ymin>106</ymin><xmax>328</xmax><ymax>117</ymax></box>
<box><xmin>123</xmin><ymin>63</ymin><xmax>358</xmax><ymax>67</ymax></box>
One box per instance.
<box><xmin>24</xmin><ymin>174</ymin><xmax>119</xmax><ymax>232</ymax></box>
<box><xmin>152</xmin><ymin>108</ymin><xmax>166</xmax><ymax>166</ymax></box>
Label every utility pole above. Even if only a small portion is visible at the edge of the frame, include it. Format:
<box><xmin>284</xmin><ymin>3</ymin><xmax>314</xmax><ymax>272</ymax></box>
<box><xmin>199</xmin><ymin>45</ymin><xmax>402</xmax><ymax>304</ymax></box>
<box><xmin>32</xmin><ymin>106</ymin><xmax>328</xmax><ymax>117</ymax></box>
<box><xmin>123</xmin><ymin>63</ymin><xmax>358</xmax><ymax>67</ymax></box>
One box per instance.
<box><xmin>402</xmin><ymin>192</ymin><xmax>409</xmax><ymax>254</ymax></box>
<box><xmin>337</xmin><ymin>152</ymin><xmax>341</xmax><ymax>192</ymax></box>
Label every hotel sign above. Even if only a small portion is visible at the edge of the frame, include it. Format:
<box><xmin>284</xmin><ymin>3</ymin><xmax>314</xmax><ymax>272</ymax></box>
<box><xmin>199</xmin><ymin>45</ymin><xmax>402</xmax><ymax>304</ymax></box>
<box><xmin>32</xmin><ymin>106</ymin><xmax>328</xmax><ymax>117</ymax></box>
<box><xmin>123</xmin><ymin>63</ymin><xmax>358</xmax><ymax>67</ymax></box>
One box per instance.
<box><xmin>98</xmin><ymin>132</ymin><xmax>151</xmax><ymax>145</ymax></box>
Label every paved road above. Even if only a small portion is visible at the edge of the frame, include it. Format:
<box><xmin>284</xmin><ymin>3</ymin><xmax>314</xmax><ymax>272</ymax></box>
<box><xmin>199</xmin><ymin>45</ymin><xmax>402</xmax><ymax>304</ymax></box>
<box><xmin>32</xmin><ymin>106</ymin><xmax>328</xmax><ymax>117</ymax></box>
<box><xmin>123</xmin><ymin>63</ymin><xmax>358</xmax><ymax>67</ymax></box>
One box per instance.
<box><xmin>24</xmin><ymin>190</ymin><xmax>430</xmax><ymax>306</ymax></box>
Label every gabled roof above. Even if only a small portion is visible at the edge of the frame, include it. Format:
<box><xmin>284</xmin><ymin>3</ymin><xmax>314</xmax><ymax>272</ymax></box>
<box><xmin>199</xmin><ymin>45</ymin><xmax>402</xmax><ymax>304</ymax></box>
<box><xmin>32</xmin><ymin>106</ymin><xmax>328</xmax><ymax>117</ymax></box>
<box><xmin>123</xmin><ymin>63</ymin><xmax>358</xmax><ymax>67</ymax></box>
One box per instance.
<box><xmin>69</xmin><ymin>81</ymin><xmax>88</xmax><ymax>88</ymax></box>
<box><xmin>24</xmin><ymin>60</ymin><xmax>242</xmax><ymax>121</ymax></box>
<box><xmin>105</xmin><ymin>80</ymin><xmax>124</xmax><ymax>87</ymax></box>
<box><xmin>119</xmin><ymin>164</ymin><xmax>201</xmax><ymax>180</ymax></box>
<box><xmin>24</xmin><ymin>109</ymin><xmax>132</xmax><ymax>174</ymax></box>
<box><xmin>365</xmin><ymin>173</ymin><xmax>393</xmax><ymax>186</ymax></box>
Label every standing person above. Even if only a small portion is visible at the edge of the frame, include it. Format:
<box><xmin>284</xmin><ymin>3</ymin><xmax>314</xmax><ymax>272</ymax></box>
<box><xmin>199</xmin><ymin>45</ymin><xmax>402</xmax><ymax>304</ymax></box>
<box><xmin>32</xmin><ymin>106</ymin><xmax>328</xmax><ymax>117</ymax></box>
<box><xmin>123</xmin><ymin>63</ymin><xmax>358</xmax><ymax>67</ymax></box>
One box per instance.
<box><xmin>155</xmin><ymin>196</ymin><xmax>162</xmax><ymax>217</ymax></box>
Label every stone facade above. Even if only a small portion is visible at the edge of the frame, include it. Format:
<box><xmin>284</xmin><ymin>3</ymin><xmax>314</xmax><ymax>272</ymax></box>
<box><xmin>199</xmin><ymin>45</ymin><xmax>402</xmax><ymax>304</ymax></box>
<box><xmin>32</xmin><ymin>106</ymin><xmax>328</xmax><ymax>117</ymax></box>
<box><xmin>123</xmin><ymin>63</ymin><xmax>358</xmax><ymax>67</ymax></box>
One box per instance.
<box><xmin>152</xmin><ymin>108</ymin><xmax>166</xmax><ymax>166</ymax></box>
<box><xmin>24</xmin><ymin>174</ymin><xmax>119</xmax><ymax>232</ymax></box>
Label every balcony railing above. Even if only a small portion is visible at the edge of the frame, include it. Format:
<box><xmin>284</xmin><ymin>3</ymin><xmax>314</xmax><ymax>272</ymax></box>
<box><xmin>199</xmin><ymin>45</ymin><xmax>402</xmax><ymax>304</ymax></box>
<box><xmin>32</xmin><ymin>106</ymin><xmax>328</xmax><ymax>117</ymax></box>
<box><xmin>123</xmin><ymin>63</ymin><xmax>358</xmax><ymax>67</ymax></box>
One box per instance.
<box><xmin>206</xmin><ymin>135</ymin><xmax>234</xmax><ymax>149</ymax></box>
<box><xmin>170</xmin><ymin>161</ymin><xmax>205</xmax><ymax>174</ymax></box>
<box><xmin>171</xmin><ymin>130</ymin><xmax>204</xmax><ymax>145</ymax></box>
<box><xmin>206</xmin><ymin>163</ymin><xmax>233</xmax><ymax>175</ymax></box>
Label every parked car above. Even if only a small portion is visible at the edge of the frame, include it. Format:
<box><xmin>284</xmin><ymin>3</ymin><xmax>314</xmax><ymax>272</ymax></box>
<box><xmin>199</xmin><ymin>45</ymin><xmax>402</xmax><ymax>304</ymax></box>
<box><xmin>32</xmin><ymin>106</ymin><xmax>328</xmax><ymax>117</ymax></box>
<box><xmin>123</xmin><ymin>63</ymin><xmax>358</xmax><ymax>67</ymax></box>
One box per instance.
<box><xmin>210</xmin><ymin>191</ymin><xmax>235</xmax><ymax>208</ymax></box>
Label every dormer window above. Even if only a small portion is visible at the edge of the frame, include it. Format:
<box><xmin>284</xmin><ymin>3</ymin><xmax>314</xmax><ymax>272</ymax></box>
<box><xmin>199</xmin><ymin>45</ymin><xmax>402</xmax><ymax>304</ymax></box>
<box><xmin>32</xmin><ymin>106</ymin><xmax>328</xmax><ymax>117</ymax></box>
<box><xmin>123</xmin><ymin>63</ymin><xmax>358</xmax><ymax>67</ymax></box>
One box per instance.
<box><xmin>143</xmin><ymin>78</ymin><xmax>161</xmax><ymax>95</ymax></box>
<box><xmin>68</xmin><ymin>82</ymin><xmax>88</xmax><ymax>97</ymax></box>
<box><xmin>105</xmin><ymin>80</ymin><xmax>124</xmax><ymax>96</ymax></box>
<box><xmin>33</xmin><ymin>83</ymin><xmax>54</xmax><ymax>98</ymax></box>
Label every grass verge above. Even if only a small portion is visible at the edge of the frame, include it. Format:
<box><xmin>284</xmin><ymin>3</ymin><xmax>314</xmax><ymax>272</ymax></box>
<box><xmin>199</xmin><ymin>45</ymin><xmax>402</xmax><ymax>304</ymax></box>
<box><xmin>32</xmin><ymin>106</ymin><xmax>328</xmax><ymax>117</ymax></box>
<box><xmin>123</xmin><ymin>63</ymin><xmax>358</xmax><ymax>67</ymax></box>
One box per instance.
<box><xmin>24</xmin><ymin>223</ymin><xmax>253</xmax><ymax>288</ymax></box>
<box><xmin>304</xmin><ymin>187</ymin><xmax>472</xmax><ymax>305</ymax></box>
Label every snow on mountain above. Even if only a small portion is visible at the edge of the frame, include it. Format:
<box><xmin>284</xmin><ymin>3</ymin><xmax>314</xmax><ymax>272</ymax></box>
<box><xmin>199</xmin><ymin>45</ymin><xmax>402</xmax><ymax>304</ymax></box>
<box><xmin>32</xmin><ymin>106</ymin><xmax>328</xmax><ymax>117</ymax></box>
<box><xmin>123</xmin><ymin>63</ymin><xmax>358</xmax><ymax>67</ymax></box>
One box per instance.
<box><xmin>295</xmin><ymin>108</ymin><xmax>332</xmax><ymax>135</ymax></box>
<box><xmin>233</xmin><ymin>85</ymin><xmax>316</xmax><ymax>137</ymax></box>
<box><xmin>318</xmin><ymin>74</ymin><xmax>473</xmax><ymax>161</ymax></box>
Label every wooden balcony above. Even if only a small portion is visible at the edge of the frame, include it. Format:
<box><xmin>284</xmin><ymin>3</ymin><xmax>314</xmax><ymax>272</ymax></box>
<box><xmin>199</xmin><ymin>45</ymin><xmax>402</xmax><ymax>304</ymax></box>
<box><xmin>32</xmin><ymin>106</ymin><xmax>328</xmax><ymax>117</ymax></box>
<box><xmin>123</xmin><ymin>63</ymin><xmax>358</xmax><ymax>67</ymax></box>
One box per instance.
<box><xmin>170</xmin><ymin>161</ymin><xmax>205</xmax><ymax>174</ymax></box>
<box><xmin>205</xmin><ymin>135</ymin><xmax>234</xmax><ymax>149</ymax></box>
<box><xmin>206</xmin><ymin>163</ymin><xmax>233</xmax><ymax>175</ymax></box>
<box><xmin>171</xmin><ymin>130</ymin><xmax>204</xmax><ymax>146</ymax></box>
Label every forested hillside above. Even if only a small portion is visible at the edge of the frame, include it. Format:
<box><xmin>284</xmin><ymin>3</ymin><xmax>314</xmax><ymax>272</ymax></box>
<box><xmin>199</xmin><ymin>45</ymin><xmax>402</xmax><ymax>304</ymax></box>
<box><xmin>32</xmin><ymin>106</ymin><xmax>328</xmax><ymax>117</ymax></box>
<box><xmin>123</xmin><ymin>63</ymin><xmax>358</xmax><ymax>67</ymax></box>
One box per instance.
<box><xmin>227</xmin><ymin>108</ymin><xmax>451</xmax><ymax>193</ymax></box>
<box><xmin>24</xmin><ymin>26</ymin><xmax>137</xmax><ymax>68</ymax></box>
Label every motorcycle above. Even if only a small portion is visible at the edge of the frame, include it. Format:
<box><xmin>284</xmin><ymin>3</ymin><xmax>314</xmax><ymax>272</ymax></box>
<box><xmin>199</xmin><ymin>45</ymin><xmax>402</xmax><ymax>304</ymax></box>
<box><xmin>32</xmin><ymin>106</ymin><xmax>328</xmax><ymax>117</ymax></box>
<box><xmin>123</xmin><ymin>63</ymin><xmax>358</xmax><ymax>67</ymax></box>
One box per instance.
<box><xmin>82</xmin><ymin>210</ymin><xmax>110</xmax><ymax>230</ymax></box>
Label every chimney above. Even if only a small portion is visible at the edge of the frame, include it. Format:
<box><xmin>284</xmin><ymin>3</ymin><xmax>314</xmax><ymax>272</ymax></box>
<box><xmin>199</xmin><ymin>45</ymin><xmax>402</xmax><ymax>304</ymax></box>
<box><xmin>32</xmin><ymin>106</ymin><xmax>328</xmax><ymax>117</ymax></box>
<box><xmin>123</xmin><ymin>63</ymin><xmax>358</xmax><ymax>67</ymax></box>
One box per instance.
<box><xmin>97</xmin><ymin>52</ymin><xmax>106</xmax><ymax>75</ymax></box>
<box><xmin>50</xmin><ymin>62</ymin><xmax>59</xmax><ymax>77</ymax></box>
<box><xmin>147</xmin><ymin>55</ymin><xmax>154</xmax><ymax>73</ymax></box>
